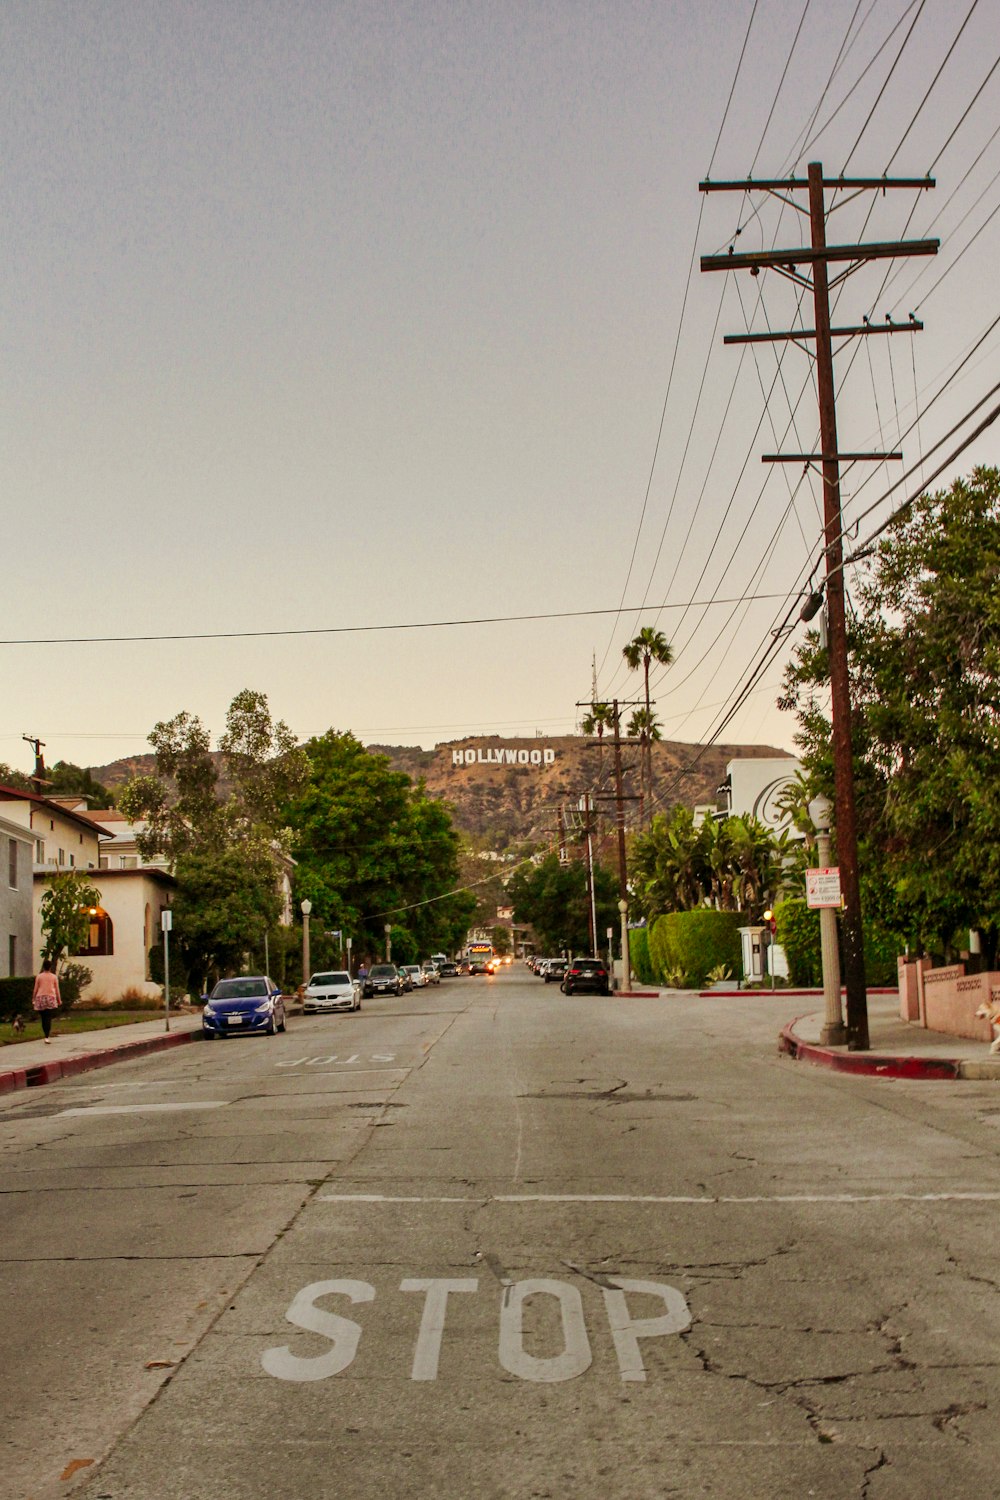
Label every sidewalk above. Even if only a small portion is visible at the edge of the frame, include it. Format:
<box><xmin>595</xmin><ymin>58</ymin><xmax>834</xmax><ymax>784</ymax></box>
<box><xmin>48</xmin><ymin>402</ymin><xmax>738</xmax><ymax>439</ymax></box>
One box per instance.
<box><xmin>779</xmin><ymin>989</ymin><xmax>1000</xmax><ymax>1080</ymax></box>
<box><xmin>0</xmin><ymin>1013</ymin><xmax>205</xmax><ymax>1095</ymax></box>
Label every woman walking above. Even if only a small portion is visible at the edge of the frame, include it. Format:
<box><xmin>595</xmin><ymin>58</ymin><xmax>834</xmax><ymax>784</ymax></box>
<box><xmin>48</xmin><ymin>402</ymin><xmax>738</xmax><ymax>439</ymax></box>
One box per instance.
<box><xmin>32</xmin><ymin>959</ymin><xmax>61</xmax><ymax>1043</ymax></box>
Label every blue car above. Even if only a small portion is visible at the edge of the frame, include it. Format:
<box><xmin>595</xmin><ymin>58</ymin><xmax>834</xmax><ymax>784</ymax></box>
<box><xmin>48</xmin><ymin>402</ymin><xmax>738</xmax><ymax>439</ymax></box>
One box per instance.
<box><xmin>202</xmin><ymin>976</ymin><xmax>286</xmax><ymax>1038</ymax></box>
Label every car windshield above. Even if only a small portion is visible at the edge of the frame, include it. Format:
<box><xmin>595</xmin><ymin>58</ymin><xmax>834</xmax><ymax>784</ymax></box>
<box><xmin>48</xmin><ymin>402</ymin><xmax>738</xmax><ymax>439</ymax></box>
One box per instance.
<box><xmin>404</xmin><ymin>966</ymin><xmax>420</xmax><ymax>974</ymax></box>
<box><xmin>369</xmin><ymin>965</ymin><xmax>396</xmax><ymax>978</ymax></box>
<box><xmin>212</xmin><ymin>978</ymin><xmax>269</xmax><ymax>999</ymax></box>
<box><xmin>310</xmin><ymin>973</ymin><xmax>351</xmax><ymax>986</ymax></box>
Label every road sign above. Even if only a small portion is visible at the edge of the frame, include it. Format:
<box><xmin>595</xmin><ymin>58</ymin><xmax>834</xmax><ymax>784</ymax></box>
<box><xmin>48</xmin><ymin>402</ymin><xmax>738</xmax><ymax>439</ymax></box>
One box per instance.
<box><xmin>806</xmin><ymin>867</ymin><xmax>842</xmax><ymax>909</ymax></box>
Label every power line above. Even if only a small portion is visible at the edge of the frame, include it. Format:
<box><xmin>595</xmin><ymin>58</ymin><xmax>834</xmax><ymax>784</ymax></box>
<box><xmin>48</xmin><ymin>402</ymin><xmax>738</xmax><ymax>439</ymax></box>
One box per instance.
<box><xmin>0</xmin><ymin>593</ymin><xmax>801</xmax><ymax>648</ymax></box>
<box><xmin>841</xmin><ymin>0</ymin><xmax>928</xmax><ymax>172</ymax></box>
<box><xmin>884</xmin><ymin>0</ymin><xmax>982</xmax><ymax>172</ymax></box>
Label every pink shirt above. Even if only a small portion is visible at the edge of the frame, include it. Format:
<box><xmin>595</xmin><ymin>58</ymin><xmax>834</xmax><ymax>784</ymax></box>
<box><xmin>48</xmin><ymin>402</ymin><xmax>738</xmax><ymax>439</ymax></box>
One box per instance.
<box><xmin>32</xmin><ymin>971</ymin><xmax>61</xmax><ymax>1010</ymax></box>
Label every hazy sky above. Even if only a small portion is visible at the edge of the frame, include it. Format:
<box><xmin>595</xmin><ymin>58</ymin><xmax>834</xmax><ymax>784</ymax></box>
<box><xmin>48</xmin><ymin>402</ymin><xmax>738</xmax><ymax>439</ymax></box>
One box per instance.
<box><xmin>4</xmin><ymin>0</ymin><xmax>998</xmax><ymax>774</ymax></box>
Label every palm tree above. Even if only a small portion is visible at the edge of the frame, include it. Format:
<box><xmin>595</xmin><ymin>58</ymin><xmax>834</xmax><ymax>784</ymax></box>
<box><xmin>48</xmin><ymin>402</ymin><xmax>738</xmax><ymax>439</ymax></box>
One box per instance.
<box><xmin>581</xmin><ymin>701</ymin><xmax>616</xmax><ymax>783</ymax></box>
<box><xmin>622</xmin><ymin>629</ymin><xmax>673</xmax><ymax>822</ymax></box>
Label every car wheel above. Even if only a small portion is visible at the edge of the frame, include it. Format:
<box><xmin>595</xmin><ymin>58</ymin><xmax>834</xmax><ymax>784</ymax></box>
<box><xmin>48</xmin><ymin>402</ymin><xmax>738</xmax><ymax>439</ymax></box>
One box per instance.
<box><xmin>278</xmin><ymin>1011</ymin><xmax>286</xmax><ymax>1032</ymax></box>
<box><xmin>267</xmin><ymin>1013</ymin><xmax>278</xmax><ymax>1035</ymax></box>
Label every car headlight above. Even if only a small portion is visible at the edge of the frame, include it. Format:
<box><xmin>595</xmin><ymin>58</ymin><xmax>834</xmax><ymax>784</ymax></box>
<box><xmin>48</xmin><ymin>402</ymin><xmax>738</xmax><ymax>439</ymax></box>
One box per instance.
<box><xmin>254</xmin><ymin>1002</ymin><xmax>273</xmax><ymax>1015</ymax></box>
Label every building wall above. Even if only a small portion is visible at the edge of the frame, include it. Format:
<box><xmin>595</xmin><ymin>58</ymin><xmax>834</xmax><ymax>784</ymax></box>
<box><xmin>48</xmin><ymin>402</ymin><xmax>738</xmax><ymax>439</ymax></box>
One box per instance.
<box><xmin>29</xmin><ymin>804</ymin><xmax>103</xmax><ymax>871</ymax></box>
<box><xmin>33</xmin><ymin>870</ymin><xmax>174</xmax><ymax>1001</ymax></box>
<box><xmin>0</xmin><ymin>820</ymin><xmax>34</xmax><ymax>976</ymax></box>
<box><xmin>726</xmin><ymin>756</ymin><xmax>802</xmax><ymax>836</ymax></box>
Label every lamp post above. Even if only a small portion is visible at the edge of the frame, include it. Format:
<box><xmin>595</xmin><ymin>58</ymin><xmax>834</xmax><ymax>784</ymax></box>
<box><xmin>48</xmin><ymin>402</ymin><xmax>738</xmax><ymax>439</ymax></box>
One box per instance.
<box><xmin>762</xmin><ymin>910</ymin><xmax>775</xmax><ymax>990</ymax></box>
<box><xmin>346</xmin><ymin>936</ymin><xmax>353</xmax><ymax>976</ymax></box>
<box><xmin>385</xmin><ymin>923</ymin><xmax>392</xmax><ymax>963</ymax></box>
<box><xmin>301</xmin><ymin>900</ymin><xmax>312</xmax><ymax>989</ymax></box>
<box><xmin>618</xmin><ymin>898</ymin><xmax>631</xmax><ymax>993</ymax></box>
<box><xmin>809</xmin><ymin>793</ymin><xmax>846</xmax><ymax>1045</ymax></box>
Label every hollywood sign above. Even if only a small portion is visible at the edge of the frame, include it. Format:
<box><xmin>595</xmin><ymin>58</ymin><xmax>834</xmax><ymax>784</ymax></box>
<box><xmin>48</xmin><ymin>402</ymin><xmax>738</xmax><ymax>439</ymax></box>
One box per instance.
<box><xmin>451</xmin><ymin>747</ymin><xmax>556</xmax><ymax>768</ymax></box>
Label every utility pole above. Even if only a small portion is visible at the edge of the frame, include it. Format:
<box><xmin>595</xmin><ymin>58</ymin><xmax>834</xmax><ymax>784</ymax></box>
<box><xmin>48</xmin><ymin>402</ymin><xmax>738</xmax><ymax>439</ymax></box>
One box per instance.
<box><xmin>579</xmin><ymin>793</ymin><xmax>597</xmax><ymax>953</ymax></box>
<box><xmin>22</xmin><ymin>735</ymin><xmax>47</xmax><ymax>794</ymax></box>
<box><xmin>700</xmin><ymin>163</ymin><xmax>937</xmax><ymax>1050</ymax></box>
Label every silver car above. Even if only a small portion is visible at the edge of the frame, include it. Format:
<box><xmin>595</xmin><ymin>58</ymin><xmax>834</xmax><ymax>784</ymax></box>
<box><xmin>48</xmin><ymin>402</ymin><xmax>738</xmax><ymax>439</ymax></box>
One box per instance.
<box><xmin>303</xmin><ymin>970</ymin><xmax>361</xmax><ymax>1014</ymax></box>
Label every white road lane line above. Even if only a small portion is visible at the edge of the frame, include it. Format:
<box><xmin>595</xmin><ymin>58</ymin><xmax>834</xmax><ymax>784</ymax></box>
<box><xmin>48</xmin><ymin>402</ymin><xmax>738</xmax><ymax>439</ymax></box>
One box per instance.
<box><xmin>58</xmin><ymin>1102</ymin><xmax>228</xmax><ymax>1117</ymax></box>
<box><xmin>318</xmin><ymin>1191</ymin><xmax>1000</xmax><ymax>1206</ymax></box>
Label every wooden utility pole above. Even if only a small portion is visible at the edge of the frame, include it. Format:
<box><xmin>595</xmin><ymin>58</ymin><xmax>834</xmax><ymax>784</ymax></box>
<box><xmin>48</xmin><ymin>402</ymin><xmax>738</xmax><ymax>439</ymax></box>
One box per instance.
<box><xmin>700</xmin><ymin>164</ymin><xmax>937</xmax><ymax>1050</ymax></box>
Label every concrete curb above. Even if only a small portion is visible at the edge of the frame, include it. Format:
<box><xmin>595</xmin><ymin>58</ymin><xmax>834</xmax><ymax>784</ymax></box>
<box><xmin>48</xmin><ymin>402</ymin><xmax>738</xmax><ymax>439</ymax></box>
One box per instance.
<box><xmin>779</xmin><ymin>1015</ymin><xmax>963</xmax><ymax>1080</ymax></box>
<box><xmin>0</xmin><ymin>1027</ymin><xmax>203</xmax><ymax>1096</ymax></box>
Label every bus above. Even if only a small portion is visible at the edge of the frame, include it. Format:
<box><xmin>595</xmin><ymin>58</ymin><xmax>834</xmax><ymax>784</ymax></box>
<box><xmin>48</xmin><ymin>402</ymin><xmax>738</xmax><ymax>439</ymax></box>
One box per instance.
<box><xmin>467</xmin><ymin>941</ymin><xmax>494</xmax><ymax>975</ymax></box>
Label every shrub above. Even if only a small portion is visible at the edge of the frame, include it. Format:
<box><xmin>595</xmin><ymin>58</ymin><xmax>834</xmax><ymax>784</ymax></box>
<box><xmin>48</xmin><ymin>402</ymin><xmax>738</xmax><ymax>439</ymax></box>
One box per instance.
<box><xmin>649</xmin><ymin>910</ymin><xmax>742</xmax><ymax>988</ymax></box>
<box><xmin>629</xmin><ymin>927</ymin><xmax>655</xmax><ymax>986</ymax></box>
<box><xmin>58</xmin><ymin>961</ymin><xmax>92</xmax><ymax>1008</ymax></box>
<box><xmin>775</xmin><ymin>899</ymin><xmax>821</xmax><ymax>986</ymax></box>
<box><xmin>0</xmin><ymin>977</ymin><xmax>34</xmax><ymax>1024</ymax></box>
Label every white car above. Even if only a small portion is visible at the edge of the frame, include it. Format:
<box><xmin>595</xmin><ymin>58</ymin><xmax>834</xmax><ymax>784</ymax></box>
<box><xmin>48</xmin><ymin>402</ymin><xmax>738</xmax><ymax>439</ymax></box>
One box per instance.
<box><xmin>303</xmin><ymin>970</ymin><xmax>361</xmax><ymax>1014</ymax></box>
<box><xmin>421</xmin><ymin>961</ymin><xmax>441</xmax><ymax>985</ymax></box>
<box><xmin>402</xmin><ymin>964</ymin><xmax>427</xmax><ymax>989</ymax></box>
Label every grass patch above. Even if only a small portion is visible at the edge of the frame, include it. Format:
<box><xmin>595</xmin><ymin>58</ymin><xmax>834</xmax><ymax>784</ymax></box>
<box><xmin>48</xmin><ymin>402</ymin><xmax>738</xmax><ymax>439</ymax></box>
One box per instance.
<box><xmin>0</xmin><ymin>1010</ymin><xmax>170</xmax><ymax>1047</ymax></box>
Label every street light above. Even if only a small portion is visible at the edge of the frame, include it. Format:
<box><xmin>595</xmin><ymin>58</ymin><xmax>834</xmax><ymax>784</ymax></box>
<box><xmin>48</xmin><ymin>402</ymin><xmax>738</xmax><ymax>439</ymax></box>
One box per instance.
<box><xmin>301</xmin><ymin>899</ymin><xmax>312</xmax><ymax>989</ymax></box>
<box><xmin>762</xmin><ymin>909</ymin><xmax>775</xmax><ymax>990</ymax></box>
<box><xmin>618</xmin><ymin>898</ymin><xmax>631</xmax><ymax>993</ymax></box>
<box><xmin>808</xmin><ymin>793</ymin><xmax>846</xmax><ymax>1045</ymax></box>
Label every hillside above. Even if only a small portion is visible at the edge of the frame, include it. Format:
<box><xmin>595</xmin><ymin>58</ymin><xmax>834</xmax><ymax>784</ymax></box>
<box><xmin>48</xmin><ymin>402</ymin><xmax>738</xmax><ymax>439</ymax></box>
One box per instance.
<box><xmin>90</xmin><ymin>736</ymin><xmax>791</xmax><ymax>847</ymax></box>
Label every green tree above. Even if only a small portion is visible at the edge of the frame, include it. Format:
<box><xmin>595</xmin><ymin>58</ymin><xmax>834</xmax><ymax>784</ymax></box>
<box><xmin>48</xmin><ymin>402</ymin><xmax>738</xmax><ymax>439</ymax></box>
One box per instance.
<box><xmin>172</xmin><ymin>843</ymin><xmax>282</xmax><ymax>994</ymax></box>
<box><xmin>218</xmin><ymin>689</ymin><xmax>308</xmax><ymax>837</ymax></box>
<box><xmin>622</xmin><ymin>628</ymin><xmax>673</xmax><ymax>820</ymax></box>
<box><xmin>46</xmin><ymin>761</ymin><xmax>115</xmax><ymax>809</ymax></box>
<box><xmin>507</xmin><ymin>853</ymin><xmax>618</xmax><ymax>953</ymax></box>
<box><xmin>39</xmin><ymin>871</ymin><xmax>101</xmax><ymax>966</ymax></box>
<box><xmin>283</xmin><ymin>732</ymin><xmax>475</xmax><ymax>961</ymax></box>
<box><xmin>119</xmin><ymin>710</ymin><xmax>223</xmax><ymax>861</ymax></box>
<box><xmin>780</xmin><ymin>466</ymin><xmax>1000</xmax><ymax>961</ymax></box>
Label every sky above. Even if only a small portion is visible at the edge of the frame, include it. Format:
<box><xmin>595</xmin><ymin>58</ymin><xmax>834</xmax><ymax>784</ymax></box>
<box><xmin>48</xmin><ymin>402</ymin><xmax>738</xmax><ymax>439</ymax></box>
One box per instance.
<box><xmin>4</xmin><ymin>0</ymin><xmax>998</xmax><ymax>776</ymax></box>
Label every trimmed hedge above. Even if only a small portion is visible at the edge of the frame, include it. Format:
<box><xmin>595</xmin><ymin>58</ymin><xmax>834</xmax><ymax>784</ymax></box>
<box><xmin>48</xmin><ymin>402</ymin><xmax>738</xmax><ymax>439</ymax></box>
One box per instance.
<box><xmin>648</xmin><ymin>910</ymin><xmax>742</xmax><ymax>988</ymax></box>
<box><xmin>0</xmin><ymin>976</ymin><xmax>35</xmax><ymax>1023</ymax></box>
<box><xmin>629</xmin><ymin>927</ymin><xmax>655</xmax><ymax>986</ymax></box>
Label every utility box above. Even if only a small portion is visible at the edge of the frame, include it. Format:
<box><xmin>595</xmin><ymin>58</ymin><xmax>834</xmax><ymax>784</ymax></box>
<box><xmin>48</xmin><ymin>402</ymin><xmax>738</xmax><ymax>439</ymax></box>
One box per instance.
<box><xmin>739</xmin><ymin>926</ymin><xmax>765</xmax><ymax>983</ymax></box>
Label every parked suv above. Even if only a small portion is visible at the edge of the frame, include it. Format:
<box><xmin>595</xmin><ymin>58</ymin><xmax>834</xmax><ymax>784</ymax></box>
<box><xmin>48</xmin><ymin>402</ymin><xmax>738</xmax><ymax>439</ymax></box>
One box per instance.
<box><xmin>363</xmin><ymin>964</ymin><xmax>404</xmax><ymax>998</ymax></box>
<box><xmin>560</xmin><ymin>958</ymin><xmax>610</xmax><ymax>996</ymax></box>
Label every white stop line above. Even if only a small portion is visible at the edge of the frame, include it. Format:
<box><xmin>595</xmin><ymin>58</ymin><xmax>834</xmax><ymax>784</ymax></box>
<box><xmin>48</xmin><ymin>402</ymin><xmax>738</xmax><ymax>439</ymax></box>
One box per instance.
<box><xmin>262</xmin><ymin>1276</ymin><xmax>691</xmax><ymax>1385</ymax></box>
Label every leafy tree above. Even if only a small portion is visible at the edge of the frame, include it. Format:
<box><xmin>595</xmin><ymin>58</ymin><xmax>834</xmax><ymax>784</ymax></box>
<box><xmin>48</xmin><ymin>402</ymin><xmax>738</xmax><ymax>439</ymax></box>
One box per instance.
<box><xmin>46</xmin><ymin>761</ymin><xmax>115</xmax><ymax>809</ymax></box>
<box><xmin>780</xmin><ymin>466</ymin><xmax>1000</xmax><ymax>961</ymax></box>
<box><xmin>629</xmin><ymin>806</ymin><xmax>790</xmax><ymax>921</ymax></box>
<box><xmin>284</xmin><ymin>732</ymin><xmax>475</xmax><ymax>961</ymax></box>
<box><xmin>119</xmin><ymin>710</ymin><xmax>223</xmax><ymax>861</ymax></box>
<box><xmin>218</xmin><ymin>689</ymin><xmax>307</xmax><ymax>836</ymax></box>
<box><xmin>39</xmin><ymin>871</ymin><xmax>101</xmax><ymax>966</ymax></box>
<box><xmin>0</xmin><ymin>763</ymin><xmax>33</xmax><ymax>791</ymax></box>
<box><xmin>171</xmin><ymin>843</ymin><xmax>282</xmax><ymax>994</ymax></box>
<box><xmin>622</xmin><ymin>628</ymin><xmax>673</xmax><ymax>819</ymax></box>
<box><xmin>507</xmin><ymin>853</ymin><xmax>618</xmax><ymax>953</ymax></box>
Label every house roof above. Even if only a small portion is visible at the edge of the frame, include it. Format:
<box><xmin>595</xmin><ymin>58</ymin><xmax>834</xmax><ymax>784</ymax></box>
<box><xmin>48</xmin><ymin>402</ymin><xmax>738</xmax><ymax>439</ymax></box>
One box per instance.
<box><xmin>33</xmin><ymin>865</ymin><xmax>176</xmax><ymax>886</ymax></box>
<box><xmin>0</xmin><ymin>785</ymin><xmax>113</xmax><ymax>840</ymax></box>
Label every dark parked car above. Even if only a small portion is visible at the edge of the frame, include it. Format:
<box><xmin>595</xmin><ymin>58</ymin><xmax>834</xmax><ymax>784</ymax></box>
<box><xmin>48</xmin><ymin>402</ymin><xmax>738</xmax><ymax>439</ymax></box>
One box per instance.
<box><xmin>560</xmin><ymin>958</ymin><xmax>610</xmax><ymax>996</ymax></box>
<box><xmin>202</xmin><ymin>976</ymin><xmax>286</xmax><ymax>1038</ymax></box>
<box><xmin>363</xmin><ymin>964</ymin><xmax>404</xmax><ymax>997</ymax></box>
<box><xmin>437</xmin><ymin>960</ymin><xmax>459</xmax><ymax>978</ymax></box>
<box><xmin>544</xmin><ymin>959</ymin><xmax>567</xmax><ymax>984</ymax></box>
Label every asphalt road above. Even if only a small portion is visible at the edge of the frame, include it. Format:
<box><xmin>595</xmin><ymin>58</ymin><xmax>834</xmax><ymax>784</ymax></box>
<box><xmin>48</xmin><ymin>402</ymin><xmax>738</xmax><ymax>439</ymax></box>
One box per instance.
<box><xmin>3</xmin><ymin>970</ymin><xmax>999</xmax><ymax>1499</ymax></box>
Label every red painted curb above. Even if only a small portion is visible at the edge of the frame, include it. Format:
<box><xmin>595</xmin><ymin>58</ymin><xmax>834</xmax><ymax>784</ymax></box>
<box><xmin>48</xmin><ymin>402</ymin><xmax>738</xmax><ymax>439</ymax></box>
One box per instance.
<box><xmin>779</xmin><ymin>1019</ymin><xmax>962</xmax><ymax>1080</ymax></box>
<box><xmin>1</xmin><ymin>1028</ymin><xmax>201</xmax><ymax>1095</ymax></box>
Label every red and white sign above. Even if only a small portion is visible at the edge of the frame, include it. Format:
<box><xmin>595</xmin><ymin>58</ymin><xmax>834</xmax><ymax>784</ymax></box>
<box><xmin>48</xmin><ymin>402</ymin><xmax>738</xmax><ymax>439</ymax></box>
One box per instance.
<box><xmin>806</xmin><ymin>867</ymin><xmax>841</xmax><ymax>909</ymax></box>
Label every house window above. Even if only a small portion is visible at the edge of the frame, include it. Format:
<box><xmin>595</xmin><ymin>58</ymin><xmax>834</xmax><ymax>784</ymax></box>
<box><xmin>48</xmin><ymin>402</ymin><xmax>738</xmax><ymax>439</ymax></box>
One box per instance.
<box><xmin>69</xmin><ymin>854</ymin><xmax>76</xmax><ymax>868</ymax></box>
<box><xmin>58</xmin><ymin>848</ymin><xmax>65</xmax><ymax>867</ymax></box>
<box><xmin>80</xmin><ymin>907</ymin><xmax>113</xmax><ymax>957</ymax></box>
<box><xmin>8</xmin><ymin>839</ymin><xmax>16</xmax><ymax>890</ymax></box>
<box><xmin>8</xmin><ymin>935</ymin><xmax>15</xmax><ymax>977</ymax></box>
<box><xmin>35</xmin><ymin>840</ymin><xmax>45</xmax><ymax>864</ymax></box>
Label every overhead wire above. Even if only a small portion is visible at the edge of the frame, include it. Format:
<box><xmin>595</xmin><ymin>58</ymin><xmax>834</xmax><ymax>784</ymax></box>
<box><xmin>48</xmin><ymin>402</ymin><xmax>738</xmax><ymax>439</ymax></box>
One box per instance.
<box><xmin>594</xmin><ymin>0</ymin><xmax>764</xmax><ymax>684</ymax></box>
